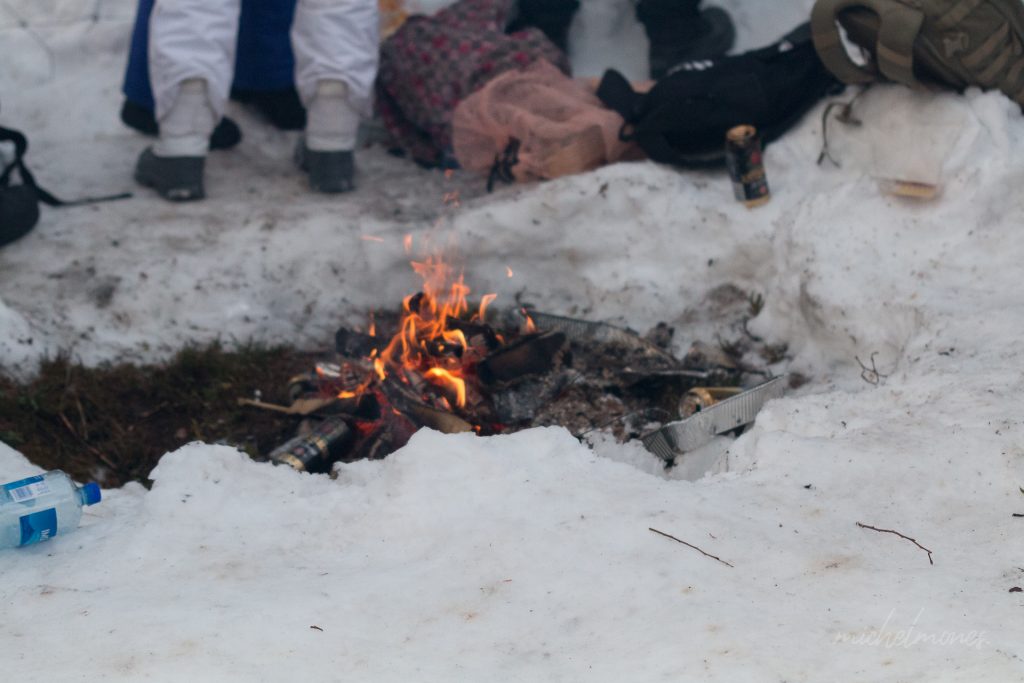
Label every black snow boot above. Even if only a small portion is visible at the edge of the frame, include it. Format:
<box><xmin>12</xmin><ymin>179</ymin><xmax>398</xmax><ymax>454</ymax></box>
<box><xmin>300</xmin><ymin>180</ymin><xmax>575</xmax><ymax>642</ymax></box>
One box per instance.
<box><xmin>230</xmin><ymin>87</ymin><xmax>307</xmax><ymax>131</ymax></box>
<box><xmin>134</xmin><ymin>148</ymin><xmax>206</xmax><ymax>202</ymax></box>
<box><xmin>295</xmin><ymin>140</ymin><xmax>354</xmax><ymax>194</ymax></box>
<box><xmin>507</xmin><ymin>0</ymin><xmax>581</xmax><ymax>52</ymax></box>
<box><xmin>635</xmin><ymin>0</ymin><xmax>736</xmax><ymax>79</ymax></box>
<box><xmin>120</xmin><ymin>100</ymin><xmax>241</xmax><ymax>151</ymax></box>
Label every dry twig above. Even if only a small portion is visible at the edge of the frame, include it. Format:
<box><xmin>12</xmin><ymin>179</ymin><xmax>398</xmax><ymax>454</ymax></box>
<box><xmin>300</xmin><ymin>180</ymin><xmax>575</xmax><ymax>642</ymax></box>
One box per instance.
<box><xmin>855</xmin><ymin>352</ymin><xmax>889</xmax><ymax>386</ymax></box>
<box><xmin>817</xmin><ymin>86</ymin><xmax>869</xmax><ymax>167</ymax></box>
<box><xmin>649</xmin><ymin>527</ymin><xmax>734</xmax><ymax>568</ymax></box>
<box><xmin>57</xmin><ymin>412</ymin><xmax>118</xmax><ymax>471</ymax></box>
<box><xmin>857</xmin><ymin>522</ymin><xmax>934</xmax><ymax>565</ymax></box>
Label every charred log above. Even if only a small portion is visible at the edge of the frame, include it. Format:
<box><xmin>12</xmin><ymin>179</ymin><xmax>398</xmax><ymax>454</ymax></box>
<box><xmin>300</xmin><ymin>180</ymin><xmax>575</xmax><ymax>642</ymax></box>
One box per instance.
<box><xmin>478</xmin><ymin>331</ymin><xmax>567</xmax><ymax>385</ymax></box>
<box><xmin>335</xmin><ymin>327</ymin><xmax>382</xmax><ymax>359</ymax></box>
<box><xmin>491</xmin><ymin>371</ymin><xmax>574</xmax><ymax>424</ymax></box>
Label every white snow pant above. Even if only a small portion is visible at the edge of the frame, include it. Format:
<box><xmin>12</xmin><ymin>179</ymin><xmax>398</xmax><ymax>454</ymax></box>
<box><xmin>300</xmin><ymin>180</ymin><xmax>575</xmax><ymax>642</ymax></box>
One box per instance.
<box><xmin>149</xmin><ymin>0</ymin><xmax>379</xmax><ymax>120</ymax></box>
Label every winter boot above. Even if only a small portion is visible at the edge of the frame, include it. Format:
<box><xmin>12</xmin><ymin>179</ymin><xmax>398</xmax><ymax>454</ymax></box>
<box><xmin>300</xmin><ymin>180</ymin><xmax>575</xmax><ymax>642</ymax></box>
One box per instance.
<box><xmin>507</xmin><ymin>0</ymin><xmax>580</xmax><ymax>52</ymax></box>
<box><xmin>635</xmin><ymin>0</ymin><xmax>736</xmax><ymax>79</ymax></box>
<box><xmin>120</xmin><ymin>99</ymin><xmax>241</xmax><ymax>151</ymax></box>
<box><xmin>230</xmin><ymin>87</ymin><xmax>307</xmax><ymax>131</ymax></box>
<box><xmin>296</xmin><ymin>80</ymin><xmax>359</xmax><ymax>194</ymax></box>
<box><xmin>134</xmin><ymin>78</ymin><xmax>215</xmax><ymax>201</ymax></box>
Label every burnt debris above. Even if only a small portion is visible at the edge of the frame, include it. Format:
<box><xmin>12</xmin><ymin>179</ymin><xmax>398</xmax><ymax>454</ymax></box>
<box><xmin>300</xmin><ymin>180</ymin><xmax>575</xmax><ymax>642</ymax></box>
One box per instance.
<box><xmin>246</xmin><ymin>300</ymin><xmax>781</xmax><ymax>473</ymax></box>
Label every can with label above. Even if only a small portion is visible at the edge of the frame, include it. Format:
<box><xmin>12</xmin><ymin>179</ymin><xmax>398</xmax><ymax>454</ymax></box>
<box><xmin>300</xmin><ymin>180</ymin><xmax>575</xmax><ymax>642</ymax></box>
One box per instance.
<box><xmin>269</xmin><ymin>416</ymin><xmax>356</xmax><ymax>473</ymax></box>
<box><xmin>725</xmin><ymin>125</ymin><xmax>770</xmax><ymax>207</ymax></box>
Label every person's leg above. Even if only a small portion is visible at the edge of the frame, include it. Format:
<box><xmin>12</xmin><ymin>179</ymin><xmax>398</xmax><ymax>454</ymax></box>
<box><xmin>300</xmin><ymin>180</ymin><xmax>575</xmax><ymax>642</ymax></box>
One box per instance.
<box><xmin>506</xmin><ymin>0</ymin><xmax>580</xmax><ymax>52</ymax></box>
<box><xmin>234</xmin><ymin>0</ymin><xmax>297</xmax><ymax>90</ymax></box>
<box><xmin>231</xmin><ymin>0</ymin><xmax>307</xmax><ymax>130</ymax></box>
<box><xmin>136</xmin><ymin>0</ymin><xmax>242</xmax><ymax>200</ymax></box>
<box><xmin>122</xmin><ymin>0</ymin><xmax>242</xmax><ymax>149</ymax></box>
<box><xmin>291</xmin><ymin>0</ymin><xmax>379</xmax><ymax>192</ymax></box>
<box><xmin>123</xmin><ymin>0</ymin><xmax>157</xmax><ymax>114</ymax></box>
<box><xmin>635</xmin><ymin>0</ymin><xmax>735</xmax><ymax>79</ymax></box>
<box><xmin>149</xmin><ymin>0</ymin><xmax>241</xmax><ymax>122</ymax></box>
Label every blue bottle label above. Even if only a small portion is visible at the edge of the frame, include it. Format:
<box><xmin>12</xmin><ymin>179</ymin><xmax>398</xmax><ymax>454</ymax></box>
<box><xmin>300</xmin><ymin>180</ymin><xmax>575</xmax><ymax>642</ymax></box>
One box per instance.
<box><xmin>4</xmin><ymin>475</ymin><xmax>51</xmax><ymax>503</ymax></box>
<box><xmin>19</xmin><ymin>508</ymin><xmax>58</xmax><ymax>546</ymax></box>
<box><xmin>3</xmin><ymin>475</ymin><xmax>43</xmax><ymax>490</ymax></box>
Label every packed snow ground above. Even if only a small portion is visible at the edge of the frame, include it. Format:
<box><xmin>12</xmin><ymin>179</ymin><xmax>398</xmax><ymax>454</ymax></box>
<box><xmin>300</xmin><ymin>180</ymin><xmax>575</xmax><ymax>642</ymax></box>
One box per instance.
<box><xmin>2</xmin><ymin>1</ymin><xmax>1024</xmax><ymax>681</ymax></box>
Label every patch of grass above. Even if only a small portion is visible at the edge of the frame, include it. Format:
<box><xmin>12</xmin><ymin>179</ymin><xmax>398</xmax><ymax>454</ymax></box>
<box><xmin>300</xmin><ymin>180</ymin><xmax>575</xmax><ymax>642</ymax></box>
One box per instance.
<box><xmin>0</xmin><ymin>343</ymin><xmax>323</xmax><ymax>487</ymax></box>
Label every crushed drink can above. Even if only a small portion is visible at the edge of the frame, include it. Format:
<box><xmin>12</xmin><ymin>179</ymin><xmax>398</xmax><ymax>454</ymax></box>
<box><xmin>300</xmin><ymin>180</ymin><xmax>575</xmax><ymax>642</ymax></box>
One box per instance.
<box><xmin>269</xmin><ymin>416</ymin><xmax>355</xmax><ymax>473</ymax></box>
<box><xmin>725</xmin><ymin>125</ymin><xmax>770</xmax><ymax>207</ymax></box>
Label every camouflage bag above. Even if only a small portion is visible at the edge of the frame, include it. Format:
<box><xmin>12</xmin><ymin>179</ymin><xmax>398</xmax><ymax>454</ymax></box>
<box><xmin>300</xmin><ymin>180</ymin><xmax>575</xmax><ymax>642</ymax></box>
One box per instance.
<box><xmin>811</xmin><ymin>0</ymin><xmax>1024</xmax><ymax>107</ymax></box>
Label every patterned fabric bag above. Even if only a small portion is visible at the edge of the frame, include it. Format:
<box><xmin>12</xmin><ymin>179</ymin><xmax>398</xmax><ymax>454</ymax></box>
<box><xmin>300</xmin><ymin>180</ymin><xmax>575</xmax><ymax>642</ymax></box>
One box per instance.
<box><xmin>375</xmin><ymin>0</ymin><xmax>569</xmax><ymax>166</ymax></box>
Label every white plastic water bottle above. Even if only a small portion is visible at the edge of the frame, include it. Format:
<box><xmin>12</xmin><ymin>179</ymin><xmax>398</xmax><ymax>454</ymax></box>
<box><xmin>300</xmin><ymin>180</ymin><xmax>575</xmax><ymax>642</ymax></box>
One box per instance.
<box><xmin>0</xmin><ymin>470</ymin><xmax>101</xmax><ymax>549</ymax></box>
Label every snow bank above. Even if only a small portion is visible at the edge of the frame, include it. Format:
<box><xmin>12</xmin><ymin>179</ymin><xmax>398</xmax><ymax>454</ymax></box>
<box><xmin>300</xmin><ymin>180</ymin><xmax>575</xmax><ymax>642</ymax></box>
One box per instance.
<box><xmin>3</xmin><ymin>427</ymin><xmax>1021</xmax><ymax>681</ymax></box>
<box><xmin>2</xmin><ymin>0</ymin><xmax>1024</xmax><ymax>679</ymax></box>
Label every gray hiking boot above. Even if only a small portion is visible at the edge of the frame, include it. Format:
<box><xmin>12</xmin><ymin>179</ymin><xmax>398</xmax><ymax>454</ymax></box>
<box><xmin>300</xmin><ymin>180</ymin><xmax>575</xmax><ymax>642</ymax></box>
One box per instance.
<box><xmin>296</xmin><ymin>79</ymin><xmax>359</xmax><ymax>194</ymax></box>
<box><xmin>135</xmin><ymin>78</ymin><xmax>213</xmax><ymax>201</ymax></box>
<box><xmin>295</xmin><ymin>140</ymin><xmax>354</xmax><ymax>194</ymax></box>
<box><xmin>134</xmin><ymin>147</ymin><xmax>205</xmax><ymax>201</ymax></box>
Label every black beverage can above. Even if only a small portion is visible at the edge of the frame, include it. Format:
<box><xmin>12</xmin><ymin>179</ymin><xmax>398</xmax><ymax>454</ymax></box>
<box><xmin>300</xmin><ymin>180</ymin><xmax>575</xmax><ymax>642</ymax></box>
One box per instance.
<box><xmin>725</xmin><ymin>125</ymin><xmax>770</xmax><ymax>207</ymax></box>
<box><xmin>269</xmin><ymin>416</ymin><xmax>356</xmax><ymax>473</ymax></box>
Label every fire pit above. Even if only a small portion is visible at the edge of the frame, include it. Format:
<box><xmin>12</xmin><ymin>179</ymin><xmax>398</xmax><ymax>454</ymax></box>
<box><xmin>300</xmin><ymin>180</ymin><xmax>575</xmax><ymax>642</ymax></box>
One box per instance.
<box><xmin>250</xmin><ymin>248</ymin><xmax>786</xmax><ymax>473</ymax></box>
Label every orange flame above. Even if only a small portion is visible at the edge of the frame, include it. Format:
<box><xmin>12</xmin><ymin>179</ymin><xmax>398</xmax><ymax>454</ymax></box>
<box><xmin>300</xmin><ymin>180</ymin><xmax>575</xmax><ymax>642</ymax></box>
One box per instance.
<box><xmin>477</xmin><ymin>293</ymin><xmax>497</xmax><ymax>321</ymax></box>
<box><xmin>371</xmin><ymin>251</ymin><xmax>498</xmax><ymax>408</ymax></box>
<box><xmin>343</xmin><ymin>242</ymin><xmax>497</xmax><ymax>411</ymax></box>
<box><xmin>425</xmin><ymin>368</ymin><xmax>465</xmax><ymax>407</ymax></box>
<box><xmin>522</xmin><ymin>309</ymin><xmax>537</xmax><ymax>334</ymax></box>
<box><xmin>506</xmin><ymin>266</ymin><xmax>514</xmax><ymax>278</ymax></box>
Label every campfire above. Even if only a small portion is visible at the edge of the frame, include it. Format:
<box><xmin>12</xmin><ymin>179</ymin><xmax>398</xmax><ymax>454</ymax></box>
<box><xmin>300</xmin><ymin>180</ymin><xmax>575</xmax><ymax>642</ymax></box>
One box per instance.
<box><xmin>248</xmin><ymin>241</ymin><xmax>786</xmax><ymax>473</ymax></box>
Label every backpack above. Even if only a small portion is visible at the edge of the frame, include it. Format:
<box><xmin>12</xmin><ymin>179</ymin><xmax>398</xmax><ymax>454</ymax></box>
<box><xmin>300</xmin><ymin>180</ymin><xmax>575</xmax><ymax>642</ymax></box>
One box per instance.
<box><xmin>811</xmin><ymin>0</ymin><xmax>1024</xmax><ymax>107</ymax></box>
<box><xmin>596</xmin><ymin>23</ymin><xmax>843</xmax><ymax>167</ymax></box>
<box><xmin>0</xmin><ymin>125</ymin><xmax>130</xmax><ymax>248</ymax></box>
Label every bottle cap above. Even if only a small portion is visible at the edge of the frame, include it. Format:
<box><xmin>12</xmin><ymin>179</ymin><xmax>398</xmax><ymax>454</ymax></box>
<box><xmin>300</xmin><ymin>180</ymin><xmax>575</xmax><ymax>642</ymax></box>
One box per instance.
<box><xmin>81</xmin><ymin>482</ymin><xmax>101</xmax><ymax>506</ymax></box>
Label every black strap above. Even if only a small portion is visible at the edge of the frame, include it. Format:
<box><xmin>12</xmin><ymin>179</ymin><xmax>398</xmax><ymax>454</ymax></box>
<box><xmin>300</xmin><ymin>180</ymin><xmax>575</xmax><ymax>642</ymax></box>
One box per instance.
<box><xmin>486</xmin><ymin>137</ymin><xmax>521</xmax><ymax>192</ymax></box>
<box><xmin>0</xmin><ymin>125</ymin><xmax>131</xmax><ymax>206</ymax></box>
<box><xmin>595</xmin><ymin>69</ymin><xmax>641</xmax><ymax>139</ymax></box>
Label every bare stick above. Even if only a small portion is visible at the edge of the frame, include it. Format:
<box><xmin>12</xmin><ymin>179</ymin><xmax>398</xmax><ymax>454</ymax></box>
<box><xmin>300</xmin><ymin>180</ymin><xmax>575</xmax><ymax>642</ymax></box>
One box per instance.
<box><xmin>57</xmin><ymin>412</ymin><xmax>118</xmax><ymax>471</ymax></box>
<box><xmin>649</xmin><ymin>527</ymin><xmax>734</xmax><ymax>568</ymax></box>
<box><xmin>855</xmin><ymin>352</ymin><xmax>889</xmax><ymax>386</ymax></box>
<box><xmin>857</xmin><ymin>522</ymin><xmax>934</xmax><ymax>565</ymax></box>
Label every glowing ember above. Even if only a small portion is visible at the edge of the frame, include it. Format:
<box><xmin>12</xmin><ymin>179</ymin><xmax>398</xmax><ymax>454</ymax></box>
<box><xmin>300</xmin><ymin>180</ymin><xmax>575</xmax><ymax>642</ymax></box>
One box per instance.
<box><xmin>522</xmin><ymin>308</ymin><xmax>537</xmax><ymax>334</ymax></box>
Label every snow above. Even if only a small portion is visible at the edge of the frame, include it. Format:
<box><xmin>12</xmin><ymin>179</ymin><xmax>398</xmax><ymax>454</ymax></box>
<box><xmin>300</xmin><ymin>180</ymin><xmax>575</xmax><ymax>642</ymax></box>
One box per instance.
<box><xmin>2</xmin><ymin>0</ymin><xmax>1024</xmax><ymax>680</ymax></box>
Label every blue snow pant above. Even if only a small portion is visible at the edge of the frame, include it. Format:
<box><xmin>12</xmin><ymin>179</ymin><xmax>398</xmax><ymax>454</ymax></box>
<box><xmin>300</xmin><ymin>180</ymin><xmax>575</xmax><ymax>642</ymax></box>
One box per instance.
<box><xmin>122</xmin><ymin>0</ymin><xmax>298</xmax><ymax>111</ymax></box>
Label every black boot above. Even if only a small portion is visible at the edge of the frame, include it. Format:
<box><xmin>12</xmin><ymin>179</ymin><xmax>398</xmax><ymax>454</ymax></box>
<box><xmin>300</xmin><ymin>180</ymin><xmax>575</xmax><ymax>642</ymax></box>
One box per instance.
<box><xmin>120</xmin><ymin>100</ymin><xmax>242</xmax><ymax>150</ymax></box>
<box><xmin>134</xmin><ymin>147</ymin><xmax>206</xmax><ymax>201</ymax></box>
<box><xmin>635</xmin><ymin>0</ymin><xmax>736</xmax><ymax>79</ymax></box>
<box><xmin>507</xmin><ymin>0</ymin><xmax>580</xmax><ymax>52</ymax></box>
<box><xmin>295</xmin><ymin>140</ymin><xmax>354</xmax><ymax>194</ymax></box>
<box><xmin>231</xmin><ymin>87</ymin><xmax>307</xmax><ymax>131</ymax></box>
